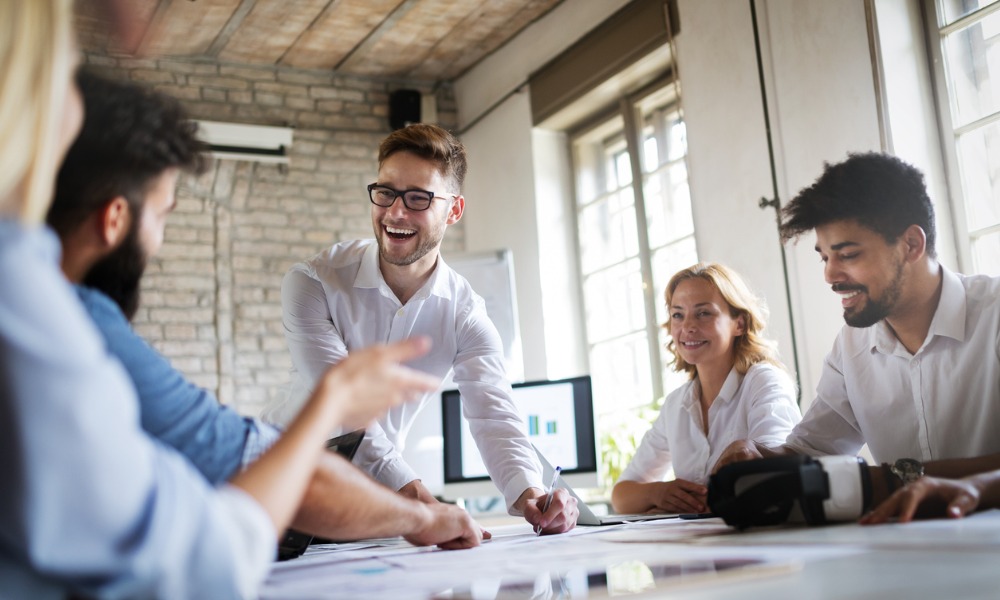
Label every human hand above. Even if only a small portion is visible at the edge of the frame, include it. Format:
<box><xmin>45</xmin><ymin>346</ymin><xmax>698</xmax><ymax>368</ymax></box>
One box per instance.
<box><xmin>519</xmin><ymin>488</ymin><xmax>578</xmax><ymax>535</ymax></box>
<box><xmin>650</xmin><ymin>479</ymin><xmax>708</xmax><ymax>513</ymax></box>
<box><xmin>860</xmin><ymin>476</ymin><xmax>982</xmax><ymax>524</ymax></box>
<box><xmin>712</xmin><ymin>439</ymin><xmax>764</xmax><ymax>474</ymax></box>
<box><xmin>311</xmin><ymin>337</ymin><xmax>439</xmax><ymax>429</ymax></box>
<box><xmin>404</xmin><ymin>503</ymin><xmax>484</xmax><ymax>550</ymax></box>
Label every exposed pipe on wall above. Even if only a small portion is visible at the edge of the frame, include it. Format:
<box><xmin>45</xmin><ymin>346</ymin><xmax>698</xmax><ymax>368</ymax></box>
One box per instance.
<box><xmin>749</xmin><ymin>0</ymin><xmax>803</xmax><ymax>404</ymax></box>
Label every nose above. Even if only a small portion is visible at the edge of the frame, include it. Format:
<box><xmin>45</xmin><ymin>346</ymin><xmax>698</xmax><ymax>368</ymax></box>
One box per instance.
<box><xmin>823</xmin><ymin>258</ymin><xmax>841</xmax><ymax>285</ymax></box>
<box><xmin>383</xmin><ymin>194</ymin><xmax>410</xmax><ymax>218</ymax></box>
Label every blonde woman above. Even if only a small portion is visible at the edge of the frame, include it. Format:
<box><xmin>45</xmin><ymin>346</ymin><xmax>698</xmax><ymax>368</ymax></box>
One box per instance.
<box><xmin>0</xmin><ymin>2</ymin><xmax>459</xmax><ymax>597</ymax></box>
<box><xmin>611</xmin><ymin>263</ymin><xmax>801</xmax><ymax>515</ymax></box>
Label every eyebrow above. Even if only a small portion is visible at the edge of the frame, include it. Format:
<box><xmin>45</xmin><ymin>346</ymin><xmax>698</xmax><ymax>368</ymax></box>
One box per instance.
<box><xmin>814</xmin><ymin>241</ymin><xmax>860</xmax><ymax>253</ymax></box>
<box><xmin>671</xmin><ymin>302</ymin><xmax>714</xmax><ymax>310</ymax></box>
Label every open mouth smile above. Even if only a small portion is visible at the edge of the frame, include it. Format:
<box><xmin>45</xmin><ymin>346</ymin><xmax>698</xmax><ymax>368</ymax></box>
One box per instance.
<box><xmin>384</xmin><ymin>225</ymin><xmax>416</xmax><ymax>240</ymax></box>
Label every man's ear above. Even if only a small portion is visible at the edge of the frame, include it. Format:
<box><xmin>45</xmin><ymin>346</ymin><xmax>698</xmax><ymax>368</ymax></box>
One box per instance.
<box><xmin>446</xmin><ymin>195</ymin><xmax>465</xmax><ymax>225</ymax></box>
<box><xmin>900</xmin><ymin>224</ymin><xmax>927</xmax><ymax>263</ymax></box>
<box><xmin>99</xmin><ymin>196</ymin><xmax>132</xmax><ymax>248</ymax></box>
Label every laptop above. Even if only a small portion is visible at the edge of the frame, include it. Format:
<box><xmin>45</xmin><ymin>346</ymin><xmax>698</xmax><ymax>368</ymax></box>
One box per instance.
<box><xmin>534</xmin><ymin>449</ymin><xmax>683</xmax><ymax>526</ymax></box>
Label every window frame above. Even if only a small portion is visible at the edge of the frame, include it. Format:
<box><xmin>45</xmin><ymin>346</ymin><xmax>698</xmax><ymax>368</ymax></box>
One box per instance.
<box><xmin>567</xmin><ymin>73</ymin><xmax>690</xmax><ymax>411</ymax></box>
<box><xmin>923</xmin><ymin>0</ymin><xmax>1000</xmax><ymax>273</ymax></box>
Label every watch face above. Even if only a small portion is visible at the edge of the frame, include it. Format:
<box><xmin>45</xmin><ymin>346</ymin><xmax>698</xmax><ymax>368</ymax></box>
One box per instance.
<box><xmin>892</xmin><ymin>458</ymin><xmax>925</xmax><ymax>483</ymax></box>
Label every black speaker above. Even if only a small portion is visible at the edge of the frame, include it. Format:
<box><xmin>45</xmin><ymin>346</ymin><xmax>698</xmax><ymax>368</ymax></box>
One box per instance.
<box><xmin>389</xmin><ymin>89</ymin><xmax>421</xmax><ymax>130</ymax></box>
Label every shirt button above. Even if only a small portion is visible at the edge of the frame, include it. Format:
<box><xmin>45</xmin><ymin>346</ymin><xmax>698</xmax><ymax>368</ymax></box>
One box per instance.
<box><xmin>396</xmin><ymin>309</ymin><xmax>404</xmax><ymax>317</ymax></box>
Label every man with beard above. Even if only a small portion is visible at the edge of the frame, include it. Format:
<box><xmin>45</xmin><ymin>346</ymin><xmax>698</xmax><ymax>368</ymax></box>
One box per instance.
<box><xmin>46</xmin><ymin>70</ymin><xmax>481</xmax><ymax>550</ymax></box>
<box><xmin>264</xmin><ymin>123</ymin><xmax>578</xmax><ymax>534</ymax></box>
<box><xmin>713</xmin><ymin>152</ymin><xmax>1000</xmax><ymax>506</ymax></box>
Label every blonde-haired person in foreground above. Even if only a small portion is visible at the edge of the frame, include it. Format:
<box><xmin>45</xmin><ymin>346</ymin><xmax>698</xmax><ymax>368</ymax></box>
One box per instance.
<box><xmin>611</xmin><ymin>263</ymin><xmax>801</xmax><ymax>515</ymax></box>
<box><xmin>0</xmin><ymin>2</ymin><xmax>474</xmax><ymax>598</ymax></box>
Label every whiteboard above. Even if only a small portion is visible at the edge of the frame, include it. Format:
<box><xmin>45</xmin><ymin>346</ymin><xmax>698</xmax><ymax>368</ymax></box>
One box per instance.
<box><xmin>443</xmin><ymin>248</ymin><xmax>524</xmax><ymax>382</ymax></box>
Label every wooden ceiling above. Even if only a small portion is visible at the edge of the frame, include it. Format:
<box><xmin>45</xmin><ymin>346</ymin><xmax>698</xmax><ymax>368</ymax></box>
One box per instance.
<box><xmin>76</xmin><ymin>0</ymin><xmax>564</xmax><ymax>82</ymax></box>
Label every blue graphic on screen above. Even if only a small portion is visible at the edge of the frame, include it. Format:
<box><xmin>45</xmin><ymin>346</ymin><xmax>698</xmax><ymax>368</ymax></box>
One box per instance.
<box><xmin>460</xmin><ymin>381</ymin><xmax>579</xmax><ymax>478</ymax></box>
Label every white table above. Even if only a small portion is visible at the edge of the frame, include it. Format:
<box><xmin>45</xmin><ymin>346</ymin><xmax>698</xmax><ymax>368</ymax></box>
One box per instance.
<box><xmin>261</xmin><ymin>510</ymin><xmax>1000</xmax><ymax>599</ymax></box>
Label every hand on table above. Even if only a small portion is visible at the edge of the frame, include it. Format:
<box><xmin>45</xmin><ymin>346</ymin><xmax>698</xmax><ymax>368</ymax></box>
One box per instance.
<box><xmin>860</xmin><ymin>476</ymin><xmax>982</xmax><ymax>524</ymax></box>
<box><xmin>520</xmin><ymin>488</ymin><xmax>578</xmax><ymax>535</ymax></box>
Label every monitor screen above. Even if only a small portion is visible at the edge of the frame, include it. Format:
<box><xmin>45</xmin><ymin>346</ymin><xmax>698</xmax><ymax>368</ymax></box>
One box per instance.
<box><xmin>441</xmin><ymin>375</ymin><xmax>597</xmax><ymax>497</ymax></box>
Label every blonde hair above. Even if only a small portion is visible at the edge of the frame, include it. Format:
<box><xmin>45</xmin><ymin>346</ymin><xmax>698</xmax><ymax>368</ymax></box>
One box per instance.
<box><xmin>663</xmin><ymin>262</ymin><xmax>785</xmax><ymax>378</ymax></box>
<box><xmin>0</xmin><ymin>0</ymin><xmax>76</xmax><ymax>224</ymax></box>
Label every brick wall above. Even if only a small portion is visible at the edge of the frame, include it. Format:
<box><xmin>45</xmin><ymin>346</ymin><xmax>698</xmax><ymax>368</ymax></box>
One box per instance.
<box><xmin>84</xmin><ymin>54</ymin><xmax>463</xmax><ymax>418</ymax></box>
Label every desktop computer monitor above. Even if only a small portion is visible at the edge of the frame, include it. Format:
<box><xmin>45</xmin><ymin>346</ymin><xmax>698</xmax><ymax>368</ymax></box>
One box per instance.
<box><xmin>441</xmin><ymin>375</ymin><xmax>598</xmax><ymax>500</ymax></box>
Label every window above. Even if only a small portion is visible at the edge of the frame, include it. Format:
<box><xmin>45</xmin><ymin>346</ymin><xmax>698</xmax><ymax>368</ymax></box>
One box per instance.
<box><xmin>570</xmin><ymin>81</ymin><xmax>696</xmax><ymax>421</ymax></box>
<box><xmin>931</xmin><ymin>0</ymin><xmax>1000</xmax><ymax>275</ymax></box>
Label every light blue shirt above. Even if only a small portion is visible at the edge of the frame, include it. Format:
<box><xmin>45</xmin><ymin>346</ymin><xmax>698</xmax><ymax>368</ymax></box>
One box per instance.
<box><xmin>0</xmin><ymin>220</ymin><xmax>274</xmax><ymax>599</ymax></box>
<box><xmin>75</xmin><ymin>285</ymin><xmax>281</xmax><ymax>484</ymax></box>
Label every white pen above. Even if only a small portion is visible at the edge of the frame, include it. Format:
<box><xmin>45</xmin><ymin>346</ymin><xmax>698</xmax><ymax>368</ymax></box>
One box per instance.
<box><xmin>535</xmin><ymin>466</ymin><xmax>562</xmax><ymax>536</ymax></box>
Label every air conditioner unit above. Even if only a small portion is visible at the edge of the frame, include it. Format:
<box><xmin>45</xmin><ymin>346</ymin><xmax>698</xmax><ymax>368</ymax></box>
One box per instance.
<box><xmin>195</xmin><ymin>120</ymin><xmax>293</xmax><ymax>164</ymax></box>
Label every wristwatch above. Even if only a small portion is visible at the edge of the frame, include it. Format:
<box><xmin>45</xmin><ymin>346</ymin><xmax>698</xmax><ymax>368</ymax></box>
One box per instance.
<box><xmin>890</xmin><ymin>458</ymin><xmax>925</xmax><ymax>485</ymax></box>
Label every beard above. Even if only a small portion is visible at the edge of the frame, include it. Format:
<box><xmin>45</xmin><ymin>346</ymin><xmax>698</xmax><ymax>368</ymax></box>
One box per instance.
<box><xmin>83</xmin><ymin>223</ymin><xmax>148</xmax><ymax>321</ymax></box>
<box><xmin>838</xmin><ymin>260</ymin><xmax>905</xmax><ymax>328</ymax></box>
<box><xmin>375</xmin><ymin>221</ymin><xmax>445</xmax><ymax>267</ymax></box>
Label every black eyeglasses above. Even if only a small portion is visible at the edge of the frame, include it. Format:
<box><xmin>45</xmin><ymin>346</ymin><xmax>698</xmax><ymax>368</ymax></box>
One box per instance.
<box><xmin>367</xmin><ymin>183</ymin><xmax>453</xmax><ymax>212</ymax></box>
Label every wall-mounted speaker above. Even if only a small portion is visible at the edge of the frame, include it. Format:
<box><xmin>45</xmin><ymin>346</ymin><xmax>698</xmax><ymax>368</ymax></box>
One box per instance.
<box><xmin>389</xmin><ymin>89</ymin><xmax>421</xmax><ymax>130</ymax></box>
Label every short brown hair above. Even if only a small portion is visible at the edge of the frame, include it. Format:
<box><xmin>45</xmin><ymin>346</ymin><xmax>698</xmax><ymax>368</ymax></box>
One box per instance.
<box><xmin>378</xmin><ymin>123</ymin><xmax>467</xmax><ymax>192</ymax></box>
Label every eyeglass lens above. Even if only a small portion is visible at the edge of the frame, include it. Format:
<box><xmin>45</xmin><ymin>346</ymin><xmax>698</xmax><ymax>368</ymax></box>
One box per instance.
<box><xmin>369</xmin><ymin>185</ymin><xmax>433</xmax><ymax>211</ymax></box>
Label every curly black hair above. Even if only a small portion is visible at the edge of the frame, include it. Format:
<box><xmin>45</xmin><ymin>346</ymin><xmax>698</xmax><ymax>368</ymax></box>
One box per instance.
<box><xmin>779</xmin><ymin>152</ymin><xmax>937</xmax><ymax>257</ymax></box>
<box><xmin>46</xmin><ymin>68</ymin><xmax>207</xmax><ymax>238</ymax></box>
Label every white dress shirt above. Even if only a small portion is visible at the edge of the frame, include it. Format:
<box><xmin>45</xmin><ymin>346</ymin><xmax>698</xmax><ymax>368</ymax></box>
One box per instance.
<box><xmin>265</xmin><ymin>239</ymin><xmax>543</xmax><ymax>509</ymax></box>
<box><xmin>785</xmin><ymin>267</ymin><xmax>1000</xmax><ymax>463</ymax></box>
<box><xmin>619</xmin><ymin>363</ymin><xmax>800</xmax><ymax>485</ymax></box>
<box><xmin>0</xmin><ymin>221</ymin><xmax>274</xmax><ymax>599</ymax></box>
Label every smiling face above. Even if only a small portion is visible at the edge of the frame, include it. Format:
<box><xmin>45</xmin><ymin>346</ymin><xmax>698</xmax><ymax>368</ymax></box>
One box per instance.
<box><xmin>815</xmin><ymin>219</ymin><xmax>907</xmax><ymax>328</ymax></box>
<box><xmin>668</xmin><ymin>277</ymin><xmax>746</xmax><ymax>374</ymax></box>
<box><xmin>371</xmin><ymin>151</ymin><xmax>462</xmax><ymax>272</ymax></box>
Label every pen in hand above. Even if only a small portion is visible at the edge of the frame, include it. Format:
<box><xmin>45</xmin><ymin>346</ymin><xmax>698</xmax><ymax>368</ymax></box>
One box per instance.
<box><xmin>535</xmin><ymin>466</ymin><xmax>562</xmax><ymax>536</ymax></box>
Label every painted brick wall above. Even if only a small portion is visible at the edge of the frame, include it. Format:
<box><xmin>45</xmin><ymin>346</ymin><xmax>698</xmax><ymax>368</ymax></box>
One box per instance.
<box><xmin>83</xmin><ymin>53</ymin><xmax>463</xmax><ymax>418</ymax></box>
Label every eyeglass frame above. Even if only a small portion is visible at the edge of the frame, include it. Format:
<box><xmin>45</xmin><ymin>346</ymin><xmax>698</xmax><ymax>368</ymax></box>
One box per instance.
<box><xmin>367</xmin><ymin>183</ymin><xmax>457</xmax><ymax>212</ymax></box>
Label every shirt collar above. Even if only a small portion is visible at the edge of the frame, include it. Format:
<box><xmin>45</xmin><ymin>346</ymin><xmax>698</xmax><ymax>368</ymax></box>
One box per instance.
<box><xmin>354</xmin><ymin>241</ymin><xmax>453</xmax><ymax>302</ymax></box>
<box><xmin>869</xmin><ymin>265</ymin><xmax>966</xmax><ymax>354</ymax></box>
<box><xmin>681</xmin><ymin>366</ymin><xmax>741</xmax><ymax>409</ymax></box>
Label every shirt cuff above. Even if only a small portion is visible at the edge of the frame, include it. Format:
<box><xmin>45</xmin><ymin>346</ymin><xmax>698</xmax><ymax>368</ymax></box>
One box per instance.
<box><xmin>240</xmin><ymin>419</ymin><xmax>283</xmax><ymax>470</ymax></box>
<box><xmin>371</xmin><ymin>456</ymin><xmax>422</xmax><ymax>493</ymax></box>
<box><xmin>216</xmin><ymin>484</ymin><xmax>277</xmax><ymax>598</ymax></box>
<box><xmin>502</xmin><ymin>470</ymin><xmax>545</xmax><ymax>515</ymax></box>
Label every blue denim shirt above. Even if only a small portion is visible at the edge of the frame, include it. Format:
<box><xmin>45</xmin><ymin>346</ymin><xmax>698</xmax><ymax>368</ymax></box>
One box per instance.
<box><xmin>0</xmin><ymin>221</ymin><xmax>273</xmax><ymax>598</ymax></box>
<box><xmin>75</xmin><ymin>286</ymin><xmax>280</xmax><ymax>484</ymax></box>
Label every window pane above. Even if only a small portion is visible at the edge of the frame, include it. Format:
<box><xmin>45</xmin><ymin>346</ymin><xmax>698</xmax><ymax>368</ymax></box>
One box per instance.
<box><xmin>590</xmin><ymin>332</ymin><xmax>654</xmax><ymax>413</ymax></box>
<box><xmin>971</xmin><ymin>230</ymin><xmax>1000</xmax><ymax>275</ymax></box>
<box><xmin>582</xmin><ymin>258</ymin><xmax>646</xmax><ymax>343</ymax></box>
<box><xmin>613</xmin><ymin>149</ymin><xmax>633</xmax><ymax>189</ymax></box>
<box><xmin>644</xmin><ymin>162</ymin><xmax>694</xmax><ymax>248</ymax></box>
<box><xmin>956</xmin><ymin>121</ymin><xmax>1000</xmax><ymax>229</ymax></box>
<box><xmin>941</xmin><ymin>0</ymin><xmax>999</xmax><ymax>26</ymax></box>
<box><xmin>578</xmin><ymin>190</ymin><xmax>639</xmax><ymax>274</ymax></box>
<box><xmin>942</xmin><ymin>12</ymin><xmax>1000</xmax><ymax>128</ymax></box>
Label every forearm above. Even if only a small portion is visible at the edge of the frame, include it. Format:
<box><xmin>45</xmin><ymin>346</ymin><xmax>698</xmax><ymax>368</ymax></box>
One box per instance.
<box><xmin>291</xmin><ymin>452</ymin><xmax>434</xmax><ymax>540</ymax></box>
<box><xmin>924</xmin><ymin>453</ymin><xmax>1000</xmax><ymax>479</ymax></box>
<box><xmin>230</xmin><ymin>388</ymin><xmax>342</xmax><ymax>534</ymax></box>
<box><xmin>611</xmin><ymin>481</ymin><xmax>655</xmax><ymax>514</ymax></box>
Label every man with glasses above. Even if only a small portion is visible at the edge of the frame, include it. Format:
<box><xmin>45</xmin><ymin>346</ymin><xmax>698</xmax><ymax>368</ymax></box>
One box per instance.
<box><xmin>264</xmin><ymin>124</ymin><xmax>578</xmax><ymax>534</ymax></box>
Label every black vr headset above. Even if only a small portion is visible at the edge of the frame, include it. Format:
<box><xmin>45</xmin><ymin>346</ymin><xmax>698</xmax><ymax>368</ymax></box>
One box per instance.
<box><xmin>708</xmin><ymin>455</ymin><xmax>873</xmax><ymax>530</ymax></box>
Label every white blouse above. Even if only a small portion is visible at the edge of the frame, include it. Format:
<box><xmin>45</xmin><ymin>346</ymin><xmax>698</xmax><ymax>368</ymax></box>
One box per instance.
<box><xmin>619</xmin><ymin>363</ymin><xmax>801</xmax><ymax>485</ymax></box>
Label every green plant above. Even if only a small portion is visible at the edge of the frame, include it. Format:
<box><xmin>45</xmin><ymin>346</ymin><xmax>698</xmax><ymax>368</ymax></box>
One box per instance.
<box><xmin>598</xmin><ymin>396</ymin><xmax>664</xmax><ymax>494</ymax></box>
